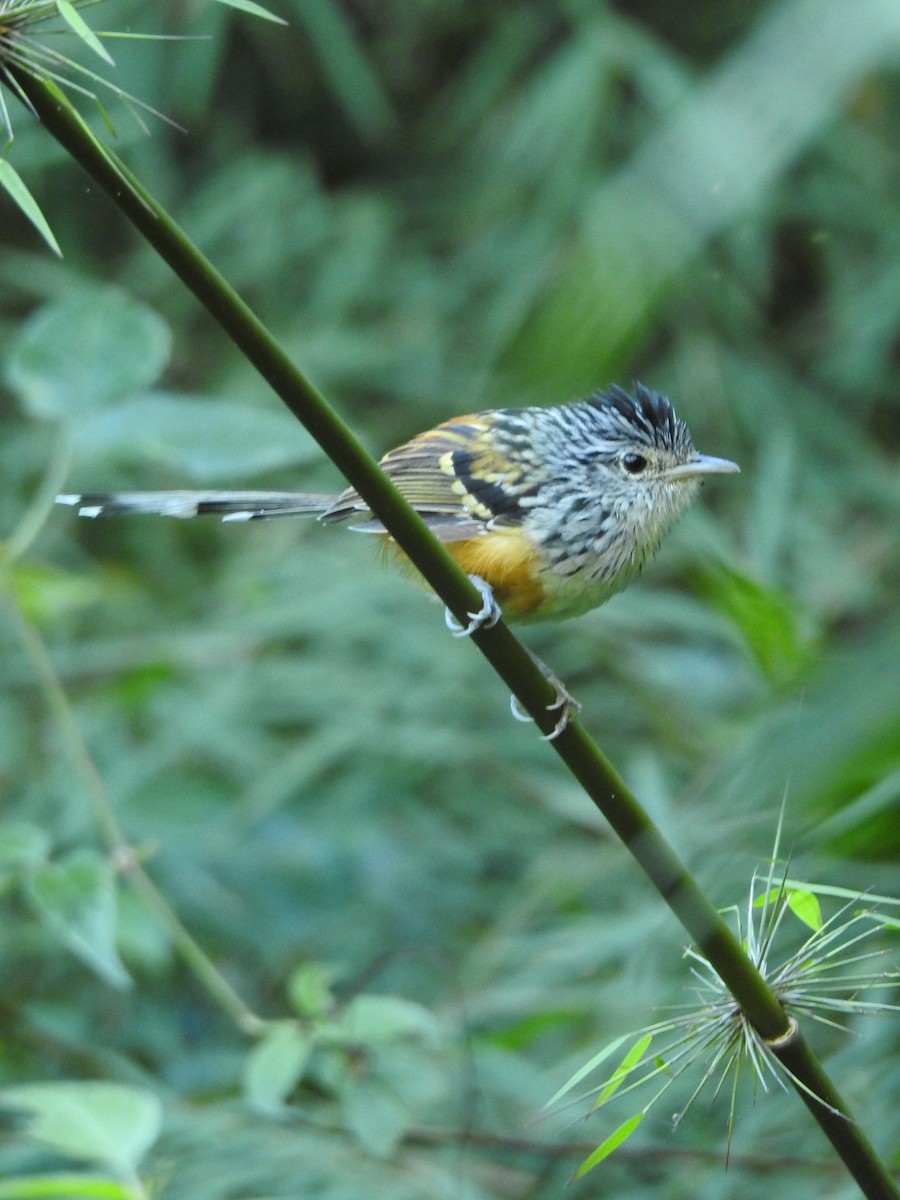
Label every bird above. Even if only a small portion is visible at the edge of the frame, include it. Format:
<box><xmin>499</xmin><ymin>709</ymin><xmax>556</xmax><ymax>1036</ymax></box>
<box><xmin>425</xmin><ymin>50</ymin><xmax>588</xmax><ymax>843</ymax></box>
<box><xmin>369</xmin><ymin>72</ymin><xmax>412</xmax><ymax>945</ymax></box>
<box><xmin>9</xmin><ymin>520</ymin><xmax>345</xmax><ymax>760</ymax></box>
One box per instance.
<box><xmin>57</xmin><ymin>382</ymin><xmax>739</xmax><ymax>736</ymax></box>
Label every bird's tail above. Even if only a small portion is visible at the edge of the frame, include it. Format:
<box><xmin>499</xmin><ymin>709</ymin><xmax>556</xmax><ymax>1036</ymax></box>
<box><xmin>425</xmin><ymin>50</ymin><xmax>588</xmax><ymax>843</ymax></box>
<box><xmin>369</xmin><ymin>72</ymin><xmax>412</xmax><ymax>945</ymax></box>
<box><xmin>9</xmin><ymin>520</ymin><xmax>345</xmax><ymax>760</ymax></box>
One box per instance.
<box><xmin>56</xmin><ymin>491</ymin><xmax>340</xmax><ymax>522</ymax></box>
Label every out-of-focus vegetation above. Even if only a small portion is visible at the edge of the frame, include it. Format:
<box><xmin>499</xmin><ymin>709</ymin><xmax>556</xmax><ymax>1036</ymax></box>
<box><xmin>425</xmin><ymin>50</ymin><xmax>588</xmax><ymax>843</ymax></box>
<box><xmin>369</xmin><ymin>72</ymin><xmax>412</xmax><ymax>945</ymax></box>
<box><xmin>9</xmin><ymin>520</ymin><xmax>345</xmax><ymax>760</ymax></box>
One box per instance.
<box><xmin>0</xmin><ymin>1</ymin><xmax>897</xmax><ymax>1196</ymax></box>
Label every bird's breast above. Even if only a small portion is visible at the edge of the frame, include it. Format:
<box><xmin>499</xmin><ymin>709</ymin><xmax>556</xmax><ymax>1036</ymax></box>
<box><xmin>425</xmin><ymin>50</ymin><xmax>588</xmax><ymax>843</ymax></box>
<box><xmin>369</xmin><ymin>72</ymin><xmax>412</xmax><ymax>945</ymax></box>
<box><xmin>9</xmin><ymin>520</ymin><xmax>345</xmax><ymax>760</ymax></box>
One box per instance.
<box><xmin>447</xmin><ymin>526</ymin><xmax>636</xmax><ymax>623</ymax></box>
<box><xmin>443</xmin><ymin>531</ymin><xmax>548</xmax><ymax>619</ymax></box>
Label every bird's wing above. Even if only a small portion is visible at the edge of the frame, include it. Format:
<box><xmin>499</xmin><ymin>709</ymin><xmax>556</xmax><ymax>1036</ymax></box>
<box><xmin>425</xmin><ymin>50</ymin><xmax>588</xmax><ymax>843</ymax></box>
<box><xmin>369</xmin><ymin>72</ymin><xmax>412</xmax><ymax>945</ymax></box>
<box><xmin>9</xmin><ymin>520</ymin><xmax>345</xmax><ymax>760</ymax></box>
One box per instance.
<box><xmin>324</xmin><ymin>413</ymin><xmax>536</xmax><ymax>542</ymax></box>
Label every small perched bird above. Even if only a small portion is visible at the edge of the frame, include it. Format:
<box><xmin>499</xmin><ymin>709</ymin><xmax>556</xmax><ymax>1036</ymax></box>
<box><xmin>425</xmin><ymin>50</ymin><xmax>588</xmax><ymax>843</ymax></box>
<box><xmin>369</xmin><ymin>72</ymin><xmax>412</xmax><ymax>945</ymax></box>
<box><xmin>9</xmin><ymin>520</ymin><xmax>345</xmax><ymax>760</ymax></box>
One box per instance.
<box><xmin>58</xmin><ymin>383</ymin><xmax>738</xmax><ymax>735</ymax></box>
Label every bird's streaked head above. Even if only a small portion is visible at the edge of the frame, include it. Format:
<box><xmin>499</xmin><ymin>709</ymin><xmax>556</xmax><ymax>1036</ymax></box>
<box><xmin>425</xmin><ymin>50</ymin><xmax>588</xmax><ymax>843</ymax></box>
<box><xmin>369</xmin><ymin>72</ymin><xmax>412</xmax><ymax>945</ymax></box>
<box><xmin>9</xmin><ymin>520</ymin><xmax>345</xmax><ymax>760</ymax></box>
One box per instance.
<box><xmin>517</xmin><ymin>383</ymin><xmax>739</xmax><ymax>597</ymax></box>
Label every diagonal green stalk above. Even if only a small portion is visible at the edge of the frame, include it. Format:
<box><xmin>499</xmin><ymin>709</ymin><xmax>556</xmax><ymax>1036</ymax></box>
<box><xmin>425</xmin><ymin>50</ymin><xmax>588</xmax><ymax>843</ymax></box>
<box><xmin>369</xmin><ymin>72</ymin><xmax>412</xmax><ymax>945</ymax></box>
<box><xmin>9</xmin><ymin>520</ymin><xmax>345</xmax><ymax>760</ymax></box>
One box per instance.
<box><xmin>11</xmin><ymin>70</ymin><xmax>897</xmax><ymax>1200</ymax></box>
<box><xmin>2</xmin><ymin>587</ymin><xmax>269</xmax><ymax>1038</ymax></box>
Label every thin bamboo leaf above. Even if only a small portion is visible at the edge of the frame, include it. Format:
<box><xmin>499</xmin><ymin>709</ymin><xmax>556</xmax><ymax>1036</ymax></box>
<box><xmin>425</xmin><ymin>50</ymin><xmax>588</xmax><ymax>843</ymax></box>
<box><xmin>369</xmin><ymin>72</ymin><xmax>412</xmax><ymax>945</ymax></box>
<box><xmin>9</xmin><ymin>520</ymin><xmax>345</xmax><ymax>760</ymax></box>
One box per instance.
<box><xmin>593</xmin><ymin>1033</ymin><xmax>653</xmax><ymax>1108</ymax></box>
<box><xmin>0</xmin><ymin>1173</ymin><xmax>139</xmax><ymax>1199</ymax></box>
<box><xmin>574</xmin><ymin>1114</ymin><xmax>644</xmax><ymax>1179</ymax></box>
<box><xmin>784</xmin><ymin>880</ymin><xmax>899</xmax><ymax>908</ymax></box>
<box><xmin>55</xmin><ymin>0</ymin><xmax>114</xmax><ymax>65</ymax></box>
<box><xmin>542</xmin><ymin>1035</ymin><xmax>627</xmax><ymax>1109</ymax></box>
<box><xmin>213</xmin><ymin>0</ymin><xmax>288</xmax><ymax>25</ymax></box>
<box><xmin>0</xmin><ymin>158</ymin><xmax>61</xmax><ymax>255</ymax></box>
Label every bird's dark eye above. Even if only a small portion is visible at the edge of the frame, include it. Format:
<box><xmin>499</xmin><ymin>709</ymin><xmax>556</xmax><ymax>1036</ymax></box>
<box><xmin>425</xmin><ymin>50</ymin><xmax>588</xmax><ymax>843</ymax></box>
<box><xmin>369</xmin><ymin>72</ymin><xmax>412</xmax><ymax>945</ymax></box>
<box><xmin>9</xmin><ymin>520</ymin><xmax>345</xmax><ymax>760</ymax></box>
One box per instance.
<box><xmin>622</xmin><ymin>453</ymin><xmax>648</xmax><ymax>475</ymax></box>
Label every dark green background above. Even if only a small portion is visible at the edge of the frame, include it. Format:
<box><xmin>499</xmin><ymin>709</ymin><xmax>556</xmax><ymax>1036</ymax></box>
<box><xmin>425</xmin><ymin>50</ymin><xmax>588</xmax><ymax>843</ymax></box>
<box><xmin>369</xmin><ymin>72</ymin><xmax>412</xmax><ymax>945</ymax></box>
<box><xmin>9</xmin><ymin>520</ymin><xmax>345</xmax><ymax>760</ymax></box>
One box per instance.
<box><xmin>0</xmin><ymin>1</ymin><xmax>897</xmax><ymax>1196</ymax></box>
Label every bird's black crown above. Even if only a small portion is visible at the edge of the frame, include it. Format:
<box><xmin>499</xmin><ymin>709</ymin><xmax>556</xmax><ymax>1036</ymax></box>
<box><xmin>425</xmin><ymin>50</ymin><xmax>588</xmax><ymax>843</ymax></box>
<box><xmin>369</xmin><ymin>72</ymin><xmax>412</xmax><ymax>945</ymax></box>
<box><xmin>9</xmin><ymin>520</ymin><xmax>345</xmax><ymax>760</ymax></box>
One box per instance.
<box><xmin>588</xmin><ymin>382</ymin><xmax>682</xmax><ymax>449</ymax></box>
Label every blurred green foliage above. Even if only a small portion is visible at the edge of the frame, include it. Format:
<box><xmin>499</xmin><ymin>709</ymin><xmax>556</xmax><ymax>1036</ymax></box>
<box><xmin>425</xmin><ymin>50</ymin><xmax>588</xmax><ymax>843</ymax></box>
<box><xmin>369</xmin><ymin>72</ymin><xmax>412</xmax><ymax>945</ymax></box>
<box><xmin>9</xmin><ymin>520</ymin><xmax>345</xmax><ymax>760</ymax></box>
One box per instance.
<box><xmin>0</xmin><ymin>1</ymin><xmax>897</xmax><ymax>1196</ymax></box>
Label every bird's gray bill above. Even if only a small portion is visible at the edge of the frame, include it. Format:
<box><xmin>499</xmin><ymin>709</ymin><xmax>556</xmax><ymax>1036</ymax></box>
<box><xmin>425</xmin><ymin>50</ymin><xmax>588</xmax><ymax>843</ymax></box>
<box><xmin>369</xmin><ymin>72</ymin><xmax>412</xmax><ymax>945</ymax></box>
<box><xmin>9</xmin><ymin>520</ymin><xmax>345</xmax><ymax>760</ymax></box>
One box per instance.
<box><xmin>665</xmin><ymin>454</ymin><xmax>740</xmax><ymax>480</ymax></box>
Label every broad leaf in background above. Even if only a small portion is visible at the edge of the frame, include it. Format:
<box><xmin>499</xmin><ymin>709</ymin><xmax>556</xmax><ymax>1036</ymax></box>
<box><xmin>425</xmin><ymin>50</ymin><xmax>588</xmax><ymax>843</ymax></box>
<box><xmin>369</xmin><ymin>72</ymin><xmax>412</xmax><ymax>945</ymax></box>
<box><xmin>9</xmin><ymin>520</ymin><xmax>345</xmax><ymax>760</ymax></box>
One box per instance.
<box><xmin>5</xmin><ymin>288</ymin><xmax>171</xmax><ymax>419</ymax></box>
<box><xmin>244</xmin><ymin>1021</ymin><xmax>312</xmax><ymax>1113</ymax></box>
<box><xmin>699</xmin><ymin>562</ymin><xmax>819</xmax><ymax>688</ymax></box>
<box><xmin>340</xmin><ymin>1075</ymin><xmax>411</xmax><ymax>1158</ymax></box>
<box><xmin>334</xmin><ymin>994</ymin><xmax>441</xmax><ymax>1047</ymax></box>
<box><xmin>10</xmin><ymin>561</ymin><xmax>114</xmax><ymax>624</ymax></box>
<box><xmin>0</xmin><ymin>821</ymin><xmax>50</xmax><ymax>879</ymax></box>
<box><xmin>26</xmin><ymin>849</ymin><xmax>130</xmax><ymax>989</ymax></box>
<box><xmin>73</xmin><ymin>393</ymin><xmax>321</xmax><ymax>481</ymax></box>
<box><xmin>0</xmin><ymin>1082</ymin><xmax>161</xmax><ymax>1176</ymax></box>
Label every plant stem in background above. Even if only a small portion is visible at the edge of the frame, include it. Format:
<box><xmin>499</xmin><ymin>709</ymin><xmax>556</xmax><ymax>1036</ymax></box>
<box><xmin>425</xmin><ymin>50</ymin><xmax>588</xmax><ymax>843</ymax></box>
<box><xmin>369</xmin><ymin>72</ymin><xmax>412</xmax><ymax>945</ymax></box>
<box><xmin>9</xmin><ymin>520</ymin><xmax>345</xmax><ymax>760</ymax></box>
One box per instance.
<box><xmin>2</xmin><ymin>590</ymin><xmax>269</xmax><ymax>1038</ymax></box>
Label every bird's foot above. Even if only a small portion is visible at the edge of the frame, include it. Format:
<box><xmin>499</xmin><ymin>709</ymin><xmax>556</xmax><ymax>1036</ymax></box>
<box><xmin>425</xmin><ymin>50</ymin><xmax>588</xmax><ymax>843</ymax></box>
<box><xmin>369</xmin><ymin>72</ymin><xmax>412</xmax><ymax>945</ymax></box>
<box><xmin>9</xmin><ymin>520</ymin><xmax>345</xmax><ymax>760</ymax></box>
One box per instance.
<box><xmin>445</xmin><ymin>575</ymin><xmax>502</xmax><ymax>638</ymax></box>
<box><xmin>510</xmin><ymin>653</ymin><xmax>582</xmax><ymax>740</ymax></box>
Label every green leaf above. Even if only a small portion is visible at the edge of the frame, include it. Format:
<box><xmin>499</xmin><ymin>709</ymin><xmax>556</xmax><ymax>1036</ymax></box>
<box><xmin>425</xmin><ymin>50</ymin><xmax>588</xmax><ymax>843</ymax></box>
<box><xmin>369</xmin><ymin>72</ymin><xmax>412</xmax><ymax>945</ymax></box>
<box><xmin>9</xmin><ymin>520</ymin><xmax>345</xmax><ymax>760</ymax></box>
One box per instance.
<box><xmin>0</xmin><ymin>160</ymin><xmax>62</xmax><ymax>257</ymax></box>
<box><xmin>593</xmin><ymin>1034</ymin><xmax>652</xmax><ymax>1108</ymax></box>
<box><xmin>0</xmin><ymin>1083</ymin><xmax>161</xmax><ymax>1174</ymax></box>
<box><xmin>787</xmin><ymin>888</ymin><xmax>823</xmax><ymax>931</ymax></box>
<box><xmin>73</xmin><ymin>392</ymin><xmax>321</xmax><ymax>482</ymax></box>
<box><xmin>574</xmin><ymin>1113</ymin><xmax>644</xmax><ymax>1178</ymax></box>
<box><xmin>335</xmin><ymin>994</ymin><xmax>440</xmax><ymax>1046</ymax></box>
<box><xmin>783</xmin><ymin>880</ymin><xmax>900</xmax><ymax>908</ymax></box>
<box><xmin>699</xmin><ymin>564</ymin><xmax>818</xmax><ymax>688</ymax></box>
<box><xmin>10</xmin><ymin>562</ymin><xmax>112</xmax><ymax>625</ymax></box>
<box><xmin>0</xmin><ymin>1173</ymin><xmax>140</xmax><ymax>1198</ymax></box>
<box><xmin>752</xmin><ymin>884</ymin><xmax>824</xmax><ymax>930</ymax></box>
<box><xmin>287</xmin><ymin>962</ymin><xmax>336</xmax><ymax>1018</ymax></box>
<box><xmin>753</xmin><ymin>887</ymin><xmax>783</xmax><ymax>909</ymax></box>
<box><xmin>26</xmin><ymin>851</ymin><xmax>131</xmax><ymax>989</ymax></box>
<box><xmin>0</xmin><ymin>822</ymin><xmax>51</xmax><ymax>873</ymax></box>
<box><xmin>213</xmin><ymin>0</ymin><xmax>288</xmax><ymax>24</ymax></box>
<box><xmin>5</xmin><ymin>289</ymin><xmax>171</xmax><ymax>419</ymax></box>
<box><xmin>543</xmin><ymin>1035</ymin><xmax>628</xmax><ymax>1109</ymax></box>
<box><xmin>244</xmin><ymin>1022</ymin><xmax>312</xmax><ymax>1113</ymax></box>
<box><xmin>56</xmin><ymin>0</ymin><xmax>115</xmax><ymax>65</ymax></box>
<box><xmin>293</xmin><ymin>0</ymin><xmax>395</xmax><ymax>141</ymax></box>
<box><xmin>340</xmin><ymin>1077</ymin><xmax>411</xmax><ymax>1158</ymax></box>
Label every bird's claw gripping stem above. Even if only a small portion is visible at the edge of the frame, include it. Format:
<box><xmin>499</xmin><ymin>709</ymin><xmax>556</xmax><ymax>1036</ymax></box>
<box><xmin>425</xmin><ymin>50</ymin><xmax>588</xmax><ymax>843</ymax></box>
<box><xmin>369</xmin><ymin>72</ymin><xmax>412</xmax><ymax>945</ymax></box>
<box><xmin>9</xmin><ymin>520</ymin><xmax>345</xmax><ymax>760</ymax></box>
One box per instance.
<box><xmin>444</xmin><ymin>575</ymin><xmax>502</xmax><ymax>638</ymax></box>
<box><xmin>443</xmin><ymin>579</ymin><xmax>579</xmax><ymax>739</ymax></box>
<box><xmin>510</xmin><ymin>655</ymin><xmax>582</xmax><ymax>740</ymax></box>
